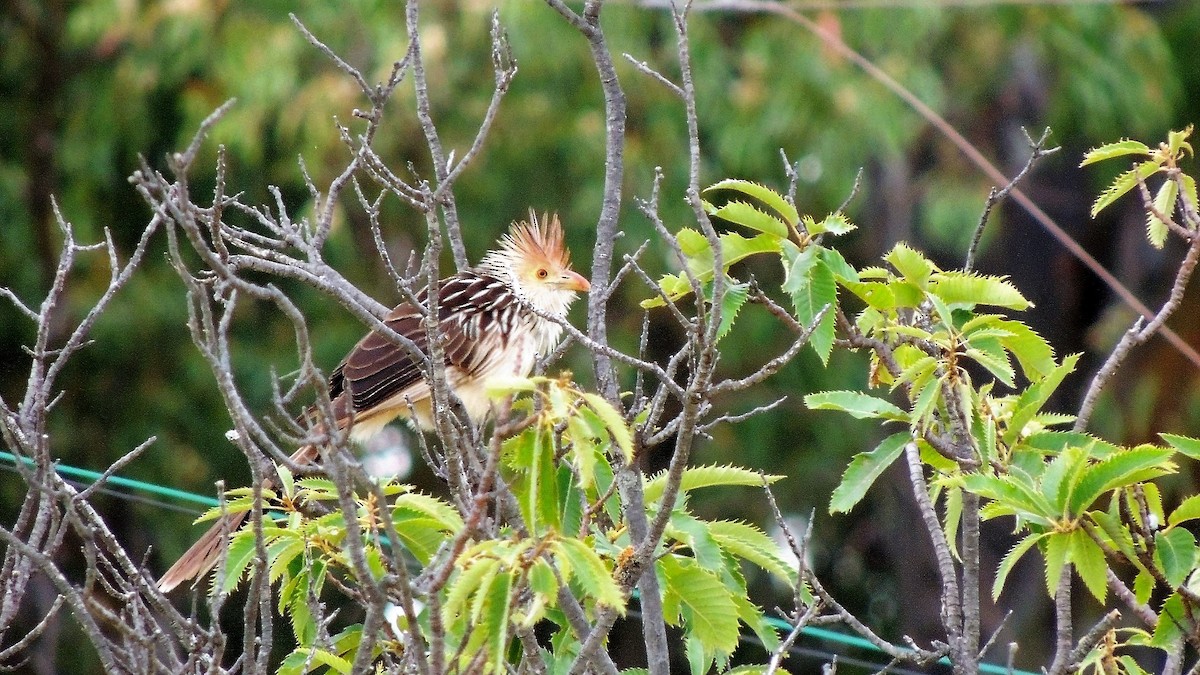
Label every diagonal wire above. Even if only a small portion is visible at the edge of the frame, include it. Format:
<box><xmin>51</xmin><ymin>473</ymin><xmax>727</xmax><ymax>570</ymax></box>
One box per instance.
<box><xmin>688</xmin><ymin>0</ymin><xmax>1200</xmax><ymax>372</ymax></box>
<box><xmin>0</xmin><ymin>450</ymin><xmax>219</xmax><ymax>510</ymax></box>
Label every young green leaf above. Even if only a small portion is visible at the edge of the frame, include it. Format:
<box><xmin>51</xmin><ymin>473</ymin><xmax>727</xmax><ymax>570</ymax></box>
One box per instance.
<box><xmin>1079</xmin><ymin>139</ymin><xmax>1151</xmax><ymax>166</ymax></box>
<box><xmin>1068</xmin><ymin>446</ymin><xmax>1175</xmax><ymax>515</ymax></box>
<box><xmin>581</xmin><ymin>393</ymin><xmax>633</xmax><ymax>463</ymax></box>
<box><xmin>657</xmin><ymin>555</ymin><xmax>741</xmax><ymax>654</ymax></box>
<box><xmin>668</xmin><ymin>512</ymin><xmax>725</xmax><ymax>572</ymax></box>
<box><xmin>829</xmin><ymin>432</ymin><xmax>909</xmax><ymax>514</ymax></box>
<box><xmin>805</xmin><ymin>212</ymin><xmax>856</xmax><ymax>236</ymax></box>
<box><xmin>643</xmin><ymin>465</ymin><xmax>783</xmax><ymax>504</ymax></box>
<box><xmin>993</xmin><ymin>532</ymin><xmax>1046</xmax><ymax>600</ymax></box>
<box><xmin>1167</xmin><ymin>125</ymin><xmax>1194</xmax><ymax>156</ymax></box>
<box><xmin>804</xmin><ymin>390</ymin><xmax>907</xmax><ymax>421</ymax></box>
<box><xmin>1069</xmin><ymin>528</ymin><xmax>1108</xmax><ymax>603</ymax></box>
<box><xmin>1155</xmin><ymin>528</ymin><xmax>1197</xmax><ymax>588</ymax></box>
<box><xmin>707</xmin><ymin>199</ymin><xmax>789</xmax><ymax>238</ymax></box>
<box><xmin>1181</xmin><ymin>174</ymin><xmax>1198</xmax><ymax>218</ymax></box>
<box><xmin>1168</xmin><ymin>494</ymin><xmax>1200</xmax><ymax>529</ymax></box>
<box><xmin>218</xmin><ymin>529</ymin><xmax>262</xmax><ymax>595</ymax></box>
<box><xmin>1042</xmin><ymin>531</ymin><xmax>1071</xmax><ymax>598</ymax></box>
<box><xmin>1146</xmin><ymin>179</ymin><xmax>1179</xmax><ymax>249</ymax></box>
<box><xmin>884</xmin><ymin>243</ymin><xmax>934</xmax><ymax>288</ymax></box>
<box><xmin>557</xmin><ymin>539</ymin><xmax>624</xmax><ymax>610</ymax></box>
<box><xmin>1091</xmin><ymin>161</ymin><xmax>1159</xmax><ymax>217</ymax></box>
<box><xmin>929</xmin><ymin>272</ymin><xmax>1031</xmax><ymax>310</ymax></box>
<box><xmin>707</xmin><ymin>520</ymin><xmax>797</xmax><ymax>584</ymax></box>
<box><xmin>482</xmin><ymin>568</ymin><xmax>514</xmax><ymax>672</ymax></box>
<box><xmin>705</xmin><ymin>179</ymin><xmax>799</xmax><ymax>226</ymax></box>
<box><xmin>818</xmin><ymin>246</ymin><xmax>859</xmax><ymax>283</ymax></box>
<box><xmin>995</xmin><ymin>319</ymin><xmax>1056</xmax><ymax>380</ymax></box>
<box><xmin>783</xmin><ymin>246</ymin><xmax>837</xmax><ymax>363</ymax></box>
<box><xmin>716</xmin><ymin>282</ymin><xmax>749</xmax><ymax>341</ymax></box>
<box><xmin>1150</xmin><ymin>593</ymin><xmax>1185</xmax><ymax>648</ymax></box>
<box><xmin>1161</xmin><ymin>433</ymin><xmax>1200</xmax><ymax>461</ymax></box>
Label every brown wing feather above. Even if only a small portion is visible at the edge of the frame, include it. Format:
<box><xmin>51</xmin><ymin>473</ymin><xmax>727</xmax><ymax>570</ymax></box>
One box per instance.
<box><xmin>334</xmin><ymin>272</ymin><xmax>518</xmax><ymax>417</ymax></box>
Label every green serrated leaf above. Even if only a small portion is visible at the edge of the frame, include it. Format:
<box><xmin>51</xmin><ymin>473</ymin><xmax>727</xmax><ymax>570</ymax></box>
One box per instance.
<box><xmin>1042</xmin><ymin>532</ymin><xmax>1071</xmax><ymax>598</ymax></box>
<box><xmin>709</xmin><ymin>200</ymin><xmax>789</xmax><ymax>238</ymax></box>
<box><xmin>1004</xmin><ymin>354</ymin><xmax>1080</xmax><ymax>446</ymax></box>
<box><xmin>1091</xmin><ymin>161</ymin><xmax>1160</xmax><ymax>218</ymax></box>
<box><xmin>392</xmin><ymin>492</ymin><xmax>464</xmax><ymax>532</ymax></box>
<box><xmin>195</xmin><ymin>497</ymin><xmax>259</xmax><ymax>524</ymax></box>
<box><xmin>1147</xmin><ymin>179</ymin><xmax>1179</xmax><ymax>249</ymax></box>
<box><xmin>558</xmin><ymin>539</ymin><xmax>624</xmax><ymax>610</ymax></box>
<box><xmin>1181</xmin><ymin>174</ymin><xmax>1198</xmax><ymax>219</ymax></box>
<box><xmin>1069</xmin><ymin>446</ymin><xmax>1175</xmax><ymax>515</ymax></box>
<box><xmin>716</xmin><ymin>282</ymin><xmax>749</xmax><ymax>341</ymax></box>
<box><xmin>658</xmin><ymin>555</ymin><xmax>740</xmax><ymax>654</ymax></box>
<box><xmin>705</xmin><ymin>179</ymin><xmax>799</xmax><ymax>226</ymax></box>
<box><xmin>944</xmin><ymin>486</ymin><xmax>962</xmax><ymax>560</ymax></box>
<box><xmin>830</xmin><ymin>432</ymin><xmax>908</xmax><ymax>514</ymax></box>
<box><xmin>267</xmin><ymin>536</ymin><xmax>306</xmax><ymax>585</ymax></box>
<box><xmin>529</xmin><ymin>558</ymin><xmax>558</xmax><ymax>598</ymax></box>
<box><xmin>677</xmin><ymin>228</ymin><xmax>709</xmax><ymax>256</ymax></box>
<box><xmin>1155</xmin><ymin>528</ymin><xmax>1197</xmax><ymax>588</ymax></box>
<box><xmin>810</xmin><ymin>212</ymin><xmax>856</xmax><ymax>236</ymax></box>
<box><xmin>1161</xmin><ymin>433</ymin><xmax>1200</xmax><ymax>461</ymax></box>
<box><xmin>1151</xmin><ymin>593</ymin><xmax>1185</xmax><ymax>648</ymax></box>
<box><xmin>1168</xmin><ymin>494</ymin><xmax>1200</xmax><ymax>529</ymax></box>
<box><xmin>929</xmin><ymin>272</ymin><xmax>1031</xmax><ymax>310</ymax></box>
<box><xmin>483</xmin><ymin>568</ymin><xmax>514</xmax><ymax>671</ymax></box>
<box><xmin>643</xmin><ymin>465</ymin><xmax>782</xmax><ymax>504</ymax></box>
<box><xmin>1069</xmin><ymin>528</ymin><xmax>1108</xmax><ymax>603</ymax></box>
<box><xmin>993</xmin><ymin>533</ymin><xmax>1046</xmax><ymax>600</ymax></box>
<box><xmin>581</xmin><ymin>393</ymin><xmax>633</xmax><ymax>463</ymax></box>
<box><xmin>818</xmin><ymin>246</ymin><xmax>859</xmax><ymax>283</ymax></box>
<box><xmin>1134</xmin><ymin>568</ymin><xmax>1154</xmax><ymax>605</ymax></box>
<box><xmin>841</xmin><ymin>280</ymin><xmax>897</xmax><ymax>311</ymax></box>
<box><xmin>1080</xmin><ymin>139</ymin><xmax>1152</xmax><ymax>166</ymax></box>
<box><xmin>995</xmin><ymin>319</ymin><xmax>1056</xmax><ymax>380</ymax></box>
<box><xmin>965</xmin><ymin>343</ymin><xmax>1015</xmax><ymax>388</ymax></box>
<box><xmin>708</xmin><ymin>520</ymin><xmax>797</xmax><ymax>584</ymax></box>
<box><xmin>217</xmin><ymin>529</ymin><xmax>261</xmax><ymax>595</ymax></box>
<box><xmin>1168</xmin><ymin>126</ymin><xmax>1194</xmax><ymax>156</ymax></box>
<box><xmin>884</xmin><ymin>243</ymin><xmax>934</xmax><ymax>287</ymax></box>
<box><xmin>444</xmin><ymin>558</ymin><xmax>499</xmax><ymax>624</ymax></box>
<box><xmin>668</xmin><ymin>512</ymin><xmax>725</xmax><ymax>572</ymax></box>
<box><xmin>805</xmin><ymin>390</ymin><xmax>907</xmax><ymax>421</ymax></box>
<box><xmin>962</xmin><ymin>473</ymin><xmax>1055</xmax><ymax>524</ymax></box>
<box><xmin>785</xmin><ymin>250</ymin><xmax>837</xmax><ymax>364</ymax></box>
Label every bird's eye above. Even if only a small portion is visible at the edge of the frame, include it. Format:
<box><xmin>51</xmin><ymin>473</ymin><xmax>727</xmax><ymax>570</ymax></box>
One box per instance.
<box><xmin>536</xmin><ymin>268</ymin><xmax>549</xmax><ymax>279</ymax></box>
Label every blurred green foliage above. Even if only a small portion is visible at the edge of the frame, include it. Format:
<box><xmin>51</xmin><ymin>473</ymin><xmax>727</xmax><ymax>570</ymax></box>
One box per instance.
<box><xmin>4</xmin><ymin>0</ymin><xmax>1200</xmax><ymax>668</ymax></box>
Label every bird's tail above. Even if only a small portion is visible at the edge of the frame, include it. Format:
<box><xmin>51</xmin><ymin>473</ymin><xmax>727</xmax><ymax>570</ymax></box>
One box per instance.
<box><xmin>157</xmin><ymin>444</ymin><xmax>321</xmax><ymax>593</ymax></box>
<box><xmin>156</xmin><ymin>510</ymin><xmax>249</xmax><ymax>593</ymax></box>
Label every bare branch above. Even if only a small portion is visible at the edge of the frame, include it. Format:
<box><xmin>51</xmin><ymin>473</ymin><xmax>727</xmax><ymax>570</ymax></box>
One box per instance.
<box><xmin>964</xmin><ymin>127</ymin><xmax>1058</xmax><ymax>272</ymax></box>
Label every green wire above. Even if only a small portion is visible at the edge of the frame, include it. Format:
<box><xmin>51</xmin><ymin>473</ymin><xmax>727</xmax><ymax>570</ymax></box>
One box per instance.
<box><xmin>764</xmin><ymin>616</ymin><xmax>1038</xmax><ymax>675</ymax></box>
<box><xmin>1</xmin><ymin>448</ymin><xmax>1041</xmax><ymax>673</ymax></box>
<box><xmin>0</xmin><ymin>450</ymin><xmax>219</xmax><ymax>508</ymax></box>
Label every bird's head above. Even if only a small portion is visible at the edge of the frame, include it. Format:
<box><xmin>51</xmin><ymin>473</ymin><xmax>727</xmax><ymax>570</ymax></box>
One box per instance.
<box><xmin>480</xmin><ymin>212</ymin><xmax>590</xmax><ymax>314</ymax></box>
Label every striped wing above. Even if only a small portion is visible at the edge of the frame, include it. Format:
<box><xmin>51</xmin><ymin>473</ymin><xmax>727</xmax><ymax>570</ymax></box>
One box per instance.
<box><xmin>330</xmin><ymin>272</ymin><xmax>523</xmax><ymax>420</ymax></box>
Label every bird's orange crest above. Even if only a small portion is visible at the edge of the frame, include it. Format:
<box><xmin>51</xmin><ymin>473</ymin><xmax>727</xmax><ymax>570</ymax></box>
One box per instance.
<box><xmin>499</xmin><ymin>211</ymin><xmax>570</xmax><ymax>270</ymax></box>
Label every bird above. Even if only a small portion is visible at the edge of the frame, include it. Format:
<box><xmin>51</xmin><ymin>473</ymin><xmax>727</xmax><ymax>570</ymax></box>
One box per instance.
<box><xmin>158</xmin><ymin>212</ymin><xmax>590</xmax><ymax>592</ymax></box>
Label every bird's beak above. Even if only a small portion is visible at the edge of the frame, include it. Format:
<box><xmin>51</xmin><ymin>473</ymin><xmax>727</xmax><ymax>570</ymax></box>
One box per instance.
<box><xmin>562</xmin><ymin>270</ymin><xmax>591</xmax><ymax>292</ymax></box>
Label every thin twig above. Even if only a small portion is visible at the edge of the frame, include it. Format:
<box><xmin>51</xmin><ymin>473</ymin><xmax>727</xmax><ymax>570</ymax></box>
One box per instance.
<box><xmin>964</xmin><ymin>127</ymin><xmax>1058</xmax><ymax>272</ymax></box>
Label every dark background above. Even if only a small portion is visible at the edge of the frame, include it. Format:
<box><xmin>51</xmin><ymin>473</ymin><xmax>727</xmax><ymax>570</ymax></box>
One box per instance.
<box><xmin>4</xmin><ymin>1</ymin><xmax>1200</xmax><ymax>672</ymax></box>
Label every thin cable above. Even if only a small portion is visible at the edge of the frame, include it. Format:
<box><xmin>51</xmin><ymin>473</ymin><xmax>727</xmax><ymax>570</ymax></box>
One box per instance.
<box><xmin>690</xmin><ymin>0</ymin><xmax>1200</xmax><ymax>373</ymax></box>
<box><xmin>0</xmin><ymin>450</ymin><xmax>219</xmax><ymax>509</ymax></box>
